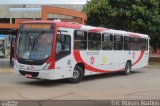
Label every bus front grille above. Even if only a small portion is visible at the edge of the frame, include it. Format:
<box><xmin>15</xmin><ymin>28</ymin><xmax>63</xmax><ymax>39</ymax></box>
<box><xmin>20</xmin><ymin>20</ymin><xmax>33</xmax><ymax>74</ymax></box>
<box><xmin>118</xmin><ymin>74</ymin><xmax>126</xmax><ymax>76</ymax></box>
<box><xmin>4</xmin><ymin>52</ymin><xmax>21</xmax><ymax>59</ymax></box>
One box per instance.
<box><xmin>19</xmin><ymin>70</ymin><xmax>39</xmax><ymax>77</ymax></box>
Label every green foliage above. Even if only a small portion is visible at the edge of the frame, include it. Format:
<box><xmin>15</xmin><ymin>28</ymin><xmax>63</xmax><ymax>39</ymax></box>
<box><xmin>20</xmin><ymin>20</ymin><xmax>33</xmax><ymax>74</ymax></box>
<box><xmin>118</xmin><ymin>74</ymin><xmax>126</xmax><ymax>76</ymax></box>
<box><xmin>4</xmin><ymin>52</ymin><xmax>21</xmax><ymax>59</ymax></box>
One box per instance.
<box><xmin>83</xmin><ymin>0</ymin><xmax>160</xmax><ymax>50</ymax></box>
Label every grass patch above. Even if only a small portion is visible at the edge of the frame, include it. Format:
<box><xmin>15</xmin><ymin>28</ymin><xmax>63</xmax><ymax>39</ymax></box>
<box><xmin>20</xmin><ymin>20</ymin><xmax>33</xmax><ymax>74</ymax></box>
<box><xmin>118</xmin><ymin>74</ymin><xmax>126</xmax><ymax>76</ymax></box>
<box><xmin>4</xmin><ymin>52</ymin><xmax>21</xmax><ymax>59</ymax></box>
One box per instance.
<box><xmin>149</xmin><ymin>61</ymin><xmax>160</xmax><ymax>66</ymax></box>
<box><xmin>148</xmin><ymin>57</ymin><xmax>160</xmax><ymax>67</ymax></box>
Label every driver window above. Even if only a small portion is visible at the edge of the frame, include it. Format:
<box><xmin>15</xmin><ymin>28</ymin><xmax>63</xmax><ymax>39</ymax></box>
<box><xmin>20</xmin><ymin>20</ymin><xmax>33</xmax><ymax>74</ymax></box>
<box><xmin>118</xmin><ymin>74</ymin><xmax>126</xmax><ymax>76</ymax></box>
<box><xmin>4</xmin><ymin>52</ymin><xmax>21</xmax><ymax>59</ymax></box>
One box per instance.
<box><xmin>56</xmin><ymin>34</ymin><xmax>71</xmax><ymax>61</ymax></box>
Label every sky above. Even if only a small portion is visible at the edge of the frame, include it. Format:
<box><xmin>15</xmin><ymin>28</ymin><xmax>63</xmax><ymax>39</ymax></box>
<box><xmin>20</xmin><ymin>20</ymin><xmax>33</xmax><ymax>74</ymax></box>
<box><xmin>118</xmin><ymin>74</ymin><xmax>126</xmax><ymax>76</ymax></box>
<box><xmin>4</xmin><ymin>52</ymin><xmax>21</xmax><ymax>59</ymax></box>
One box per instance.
<box><xmin>0</xmin><ymin>0</ymin><xmax>90</xmax><ymax>5</ymax></box>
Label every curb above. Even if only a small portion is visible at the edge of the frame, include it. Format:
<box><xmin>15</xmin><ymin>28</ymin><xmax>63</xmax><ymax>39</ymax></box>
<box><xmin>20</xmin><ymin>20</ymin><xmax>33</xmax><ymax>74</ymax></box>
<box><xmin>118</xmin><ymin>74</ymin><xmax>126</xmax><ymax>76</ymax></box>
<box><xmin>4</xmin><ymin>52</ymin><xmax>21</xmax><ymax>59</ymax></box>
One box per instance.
<box><xmin>145</xmin><ymin>65</ymin><xmax>160</xmax><ymax>68</ymax></box>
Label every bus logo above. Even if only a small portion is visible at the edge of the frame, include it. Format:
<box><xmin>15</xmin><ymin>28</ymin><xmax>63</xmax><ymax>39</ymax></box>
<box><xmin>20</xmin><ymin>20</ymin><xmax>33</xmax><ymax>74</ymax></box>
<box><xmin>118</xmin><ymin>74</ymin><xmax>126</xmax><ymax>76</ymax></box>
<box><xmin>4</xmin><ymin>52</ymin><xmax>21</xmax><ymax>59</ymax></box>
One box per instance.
<box><xmin>90</xmin><ymin>56</ymin><xmax>95</xmax><ymax>65</ymax></box>
<box><xmin>27</xmin><ymin>65</ymin><xmax>34</xmax><ymax>70</ymax></box>
<box><xmin>102</xmin><ymin>56</ymin><xmax>107</xmax><ymax>64</ymax></box>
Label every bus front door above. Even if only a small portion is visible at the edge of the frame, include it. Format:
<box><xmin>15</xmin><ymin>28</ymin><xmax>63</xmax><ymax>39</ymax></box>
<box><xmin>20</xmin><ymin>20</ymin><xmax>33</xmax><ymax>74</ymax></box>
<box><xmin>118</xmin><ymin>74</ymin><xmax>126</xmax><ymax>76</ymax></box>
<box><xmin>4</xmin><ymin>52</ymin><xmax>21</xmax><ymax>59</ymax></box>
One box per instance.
<box><xmin>54</xmin><ymin>29</ymin><xmax>73</xmax><ymax>79</ymax></box>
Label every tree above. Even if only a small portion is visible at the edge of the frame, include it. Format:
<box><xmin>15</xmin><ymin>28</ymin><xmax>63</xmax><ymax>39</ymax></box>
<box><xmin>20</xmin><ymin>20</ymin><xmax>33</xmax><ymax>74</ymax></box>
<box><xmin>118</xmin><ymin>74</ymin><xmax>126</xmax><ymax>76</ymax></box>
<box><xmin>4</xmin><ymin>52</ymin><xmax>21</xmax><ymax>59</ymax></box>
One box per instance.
<box><xmin>83</xmin><ymin>0</ymin><xmax>160</xmax><ymax>51</ymax></box>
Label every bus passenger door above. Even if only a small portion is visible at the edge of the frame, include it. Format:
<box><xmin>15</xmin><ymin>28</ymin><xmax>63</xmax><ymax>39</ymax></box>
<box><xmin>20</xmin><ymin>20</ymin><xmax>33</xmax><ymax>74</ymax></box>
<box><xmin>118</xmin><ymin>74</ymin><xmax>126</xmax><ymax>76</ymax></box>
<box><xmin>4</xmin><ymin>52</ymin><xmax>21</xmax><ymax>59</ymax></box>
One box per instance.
<box><xmin>101</xmin><ymin>33</ymin><xmax>114</xmax><ymax>71</ymax></box>
<box><xmin>112</xmin><ymin>35</ymin><xmax>125</xmax><ymax>70</ymax></box>
<box><xmin>54</xmin><ymin>29</ymin><xmax>73</xmax><ymax>79</ymax></box>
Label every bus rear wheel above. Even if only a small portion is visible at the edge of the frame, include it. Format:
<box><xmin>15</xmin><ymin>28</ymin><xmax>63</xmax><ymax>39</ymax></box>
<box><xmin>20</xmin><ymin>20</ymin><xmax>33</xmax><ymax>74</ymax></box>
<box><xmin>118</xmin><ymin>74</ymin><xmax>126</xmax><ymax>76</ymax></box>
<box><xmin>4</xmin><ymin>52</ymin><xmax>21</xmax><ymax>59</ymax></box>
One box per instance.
<box><xmin>123</xmin><ymin>61</ymin><xmax>131</xmax><ymax>75</ymax></box>
<box><xmin>67</xmin><ymin>66</ymin><xmax>83</xmax><ymax>83</ymax></box>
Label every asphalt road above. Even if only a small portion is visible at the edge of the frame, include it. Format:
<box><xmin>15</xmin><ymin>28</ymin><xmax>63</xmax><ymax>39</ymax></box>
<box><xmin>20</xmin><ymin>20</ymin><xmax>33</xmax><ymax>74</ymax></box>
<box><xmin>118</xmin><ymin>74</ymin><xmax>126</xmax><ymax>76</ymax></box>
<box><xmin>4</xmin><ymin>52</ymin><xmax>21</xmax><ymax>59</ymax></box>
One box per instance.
<box><xmin>0</xmin><ymin>67</ymin><xmax>160</xmax><ymax>100</ymax></box>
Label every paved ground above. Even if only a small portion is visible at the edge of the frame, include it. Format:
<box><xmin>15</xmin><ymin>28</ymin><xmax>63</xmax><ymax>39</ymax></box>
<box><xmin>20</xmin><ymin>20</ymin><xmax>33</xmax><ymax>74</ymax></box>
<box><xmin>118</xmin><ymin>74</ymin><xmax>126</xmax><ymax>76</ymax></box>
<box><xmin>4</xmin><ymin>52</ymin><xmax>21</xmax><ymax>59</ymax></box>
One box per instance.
<box><xmin>0</xmin><ymin>58</ymin><xmax>12</xmax><ymax>73</ymax></box>
<box><xmin>0</xmin><ymin>67</ymin><xmax>160</xmax><ymax>100</ymax></box>
<box><xmin>0</xmin><ymin>58</ymin><xmax>160</xmax><ymax>100</ymax></box>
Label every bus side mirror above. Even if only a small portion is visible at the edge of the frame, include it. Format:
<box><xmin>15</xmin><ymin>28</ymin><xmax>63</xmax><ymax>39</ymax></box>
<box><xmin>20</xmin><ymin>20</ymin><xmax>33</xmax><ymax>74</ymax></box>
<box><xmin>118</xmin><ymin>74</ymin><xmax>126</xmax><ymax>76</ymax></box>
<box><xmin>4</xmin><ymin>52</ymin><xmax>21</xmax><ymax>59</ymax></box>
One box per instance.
<box><xmin>57</xmin><ymin>30</ymin><xmax>61</xmax><ymax>36</ymax></box>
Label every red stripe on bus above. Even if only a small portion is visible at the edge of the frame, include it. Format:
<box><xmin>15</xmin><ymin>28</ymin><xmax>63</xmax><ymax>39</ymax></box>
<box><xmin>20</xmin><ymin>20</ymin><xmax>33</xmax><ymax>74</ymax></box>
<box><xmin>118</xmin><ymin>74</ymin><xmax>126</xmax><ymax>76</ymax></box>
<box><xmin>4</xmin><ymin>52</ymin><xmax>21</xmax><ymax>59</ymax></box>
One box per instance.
<box><xmin>74</xmin><ymin>50</ymin><xmax>124</xmax><ymax>73</ymax></box>
<box><xmin>128</xmin><ymin>33</ymin><xmax>141</xmax><ymax>38</ymax></box>
<box><xmin>132</xmin><ymin>51</ymin><xmax>145</xmax><ymax>66</ymax></box>
<box><xmin>56</xmin><ymin>22</ymin><xmax>82</xmax><ymax>29</ymax></box>
<box><xmin>87</xmin><ymin>28</ymin><xmax>107</xmax><ymax>33</ymax></box>
<box><xmin>73</xmin><ymin>50</ymin><xmax>144</xmax><ymax>73</ymax></box>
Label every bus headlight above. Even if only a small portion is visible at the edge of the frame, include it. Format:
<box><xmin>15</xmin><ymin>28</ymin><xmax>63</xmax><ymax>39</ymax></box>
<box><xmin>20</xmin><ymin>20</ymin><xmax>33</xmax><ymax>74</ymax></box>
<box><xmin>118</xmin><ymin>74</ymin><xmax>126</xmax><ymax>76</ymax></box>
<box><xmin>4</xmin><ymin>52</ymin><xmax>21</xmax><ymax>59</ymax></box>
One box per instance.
<box><xmin>43</xmin><ymin>62</ymin><xmax>52</xmax><ymax>70</ymax></box>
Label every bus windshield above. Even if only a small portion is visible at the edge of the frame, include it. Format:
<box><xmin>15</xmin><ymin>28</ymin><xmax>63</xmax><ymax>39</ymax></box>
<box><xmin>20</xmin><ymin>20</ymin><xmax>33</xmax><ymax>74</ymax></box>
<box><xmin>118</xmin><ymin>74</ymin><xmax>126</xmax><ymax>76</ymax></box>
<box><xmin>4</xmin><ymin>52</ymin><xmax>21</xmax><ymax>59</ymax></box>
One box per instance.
<box><xmin>17</xmin><ymin>31</ymin><xmax>54</xmax><ymax>60</ymax></box>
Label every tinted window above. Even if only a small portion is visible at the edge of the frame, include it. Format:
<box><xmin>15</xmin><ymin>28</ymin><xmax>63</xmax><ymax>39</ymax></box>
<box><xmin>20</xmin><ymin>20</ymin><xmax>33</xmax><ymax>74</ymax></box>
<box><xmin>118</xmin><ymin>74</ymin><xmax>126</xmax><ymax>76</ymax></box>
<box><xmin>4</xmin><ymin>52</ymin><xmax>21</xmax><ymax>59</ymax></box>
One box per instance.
<box><xmin>74</xmin><ymin>30</ymin><xmax>87</xmax><ymax>50</ymax></box>
<box><xmin>88</xmin><ymin>33</ymin><xmax>101</xmax><ymax>50</ymax></box>
<box><xmin>124</xmin><ymin>36</ymin><xmax>132</xmax><ymax>50</ymax></box>
<box><xmin>140</xmin><ymin>38</ymin><xmax>147</xmax><ymax>50</ymax></box>
<box><xmin>102</xmin><ymin>33</ymin><xmax>113</xmax><ymax>50</ymax></box>
<box><xmin>56</xmin><ymin>34</ymin><xmax>71</xmax><ymax>61</ymax></box>
<box><xmin>132</xmin><ymin>38</ymin><xmax>139</xmax><ymax>51</ymax></box>
<box><xmin>114</xmin><ymin>35</ymin><xmax>123</xmax><ymax>50</ymax></box>
<box><xmin>146</xmin><ymin>39</ymin><xmax>148</xmax><ymax>50</ymax></box>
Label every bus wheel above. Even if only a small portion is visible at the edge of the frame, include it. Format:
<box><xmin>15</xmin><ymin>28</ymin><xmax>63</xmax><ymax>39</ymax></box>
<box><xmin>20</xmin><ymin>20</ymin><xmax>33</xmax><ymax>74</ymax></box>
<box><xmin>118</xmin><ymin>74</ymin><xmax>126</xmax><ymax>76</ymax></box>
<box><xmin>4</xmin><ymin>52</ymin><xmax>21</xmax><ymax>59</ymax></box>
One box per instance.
<box><xmin>67</xmin><ymin>66</ymin><xmax>83</xmax><ymax>83</ymax></box>
<box><xmin>123</xmin><ymin>61</ymin><xmax>131</xmax><ymax>75</ymax></box>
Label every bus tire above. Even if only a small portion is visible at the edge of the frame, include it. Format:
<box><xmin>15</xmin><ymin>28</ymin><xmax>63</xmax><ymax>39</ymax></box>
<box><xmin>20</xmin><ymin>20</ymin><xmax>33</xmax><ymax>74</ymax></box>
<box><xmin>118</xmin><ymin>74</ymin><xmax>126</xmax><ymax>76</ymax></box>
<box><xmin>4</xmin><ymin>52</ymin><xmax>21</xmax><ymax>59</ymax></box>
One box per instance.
<box><xmin>123</xmin><ymin>61</ymin><xmax>131</xmax><ymax>75</ymax></box>
<box><xmin>67</xmin><ymin>66</ymin><xmax>83</xmax><ymax>83</ymax></box>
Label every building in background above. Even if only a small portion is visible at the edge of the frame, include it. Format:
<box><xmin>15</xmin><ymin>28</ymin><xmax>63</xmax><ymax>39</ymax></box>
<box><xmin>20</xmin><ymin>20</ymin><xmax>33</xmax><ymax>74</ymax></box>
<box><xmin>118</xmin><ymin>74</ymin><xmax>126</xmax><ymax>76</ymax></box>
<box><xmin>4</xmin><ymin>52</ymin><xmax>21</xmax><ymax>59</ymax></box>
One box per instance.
<box><xmin>0</xmin><ymin>4</ymin><xmax>87</xmax><ymax>62</ymax></box>
<box><xmin>0</xmin><ymin>34</ymin><xmax>9</xmax><ymax>57</ymax></box>
<box><xmin>0</xmin><ymin>4</ymin><xmax>87</xmax><ymax>34</ymax></box>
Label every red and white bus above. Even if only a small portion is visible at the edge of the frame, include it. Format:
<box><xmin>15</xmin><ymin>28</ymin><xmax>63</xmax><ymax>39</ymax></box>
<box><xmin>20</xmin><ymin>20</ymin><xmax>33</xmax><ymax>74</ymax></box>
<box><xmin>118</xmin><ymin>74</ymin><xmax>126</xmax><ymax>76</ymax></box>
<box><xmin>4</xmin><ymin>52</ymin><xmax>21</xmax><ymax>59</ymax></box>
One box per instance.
<box><xmin>14</xmin><ymin>21</ymin><xmax>149</xmax><ymax>83</ymax></box>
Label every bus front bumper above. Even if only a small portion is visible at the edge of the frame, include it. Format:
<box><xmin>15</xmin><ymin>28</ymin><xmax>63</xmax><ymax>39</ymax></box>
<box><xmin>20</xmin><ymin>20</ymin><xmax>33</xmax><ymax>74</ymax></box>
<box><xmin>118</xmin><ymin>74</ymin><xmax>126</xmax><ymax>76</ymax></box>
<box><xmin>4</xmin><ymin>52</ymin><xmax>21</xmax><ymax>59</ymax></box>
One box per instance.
<box><xmin>14</xmin><ymin>68</ymin><xmax>55</xmax><ymax>80</ymax></box>
<box><xmin>14</xmin><ymin>61</ymin><xmax>55</xmax><ymax>80</ymax></box>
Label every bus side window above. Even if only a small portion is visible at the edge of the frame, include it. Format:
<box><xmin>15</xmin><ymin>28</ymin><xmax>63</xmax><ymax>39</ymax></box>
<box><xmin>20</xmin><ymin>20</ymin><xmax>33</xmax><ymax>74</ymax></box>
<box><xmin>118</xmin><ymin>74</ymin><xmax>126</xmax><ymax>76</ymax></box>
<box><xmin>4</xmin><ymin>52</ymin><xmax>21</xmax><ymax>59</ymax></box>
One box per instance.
<box><xmin>124</xmin><ymin>36</ymin><xmax>132</xmax><ymax>50</ymax></box>
<box><xmin>74</xmin><ymin>30</ymin><xmax>87</xmax><ymax>50</ymax></box>
<box><xmin>88</xmin><ymin>32</ymin><xmax>101</xmax><ymax>50</ymax></box>
<box><xmin>132</xmin><ymin>37</ymin><xmax>139</xmax><ymax>51</ymax></box>
<box><xmin>56</xmin><ymin>34</ymin><xmax>71</xmax><ymax>61</ymax></box>
<box><xmin>114</xmin><ymin>35</ymin><xmax>123</xmax><ymax>50</ymax></box>
<box><xmin>140</xmin><ymin>38</ymin><xmax>147</xmax><ymax>51</ymax></box>
<box><xmin>102</xmin><ymin>33</ymin><xmax>113</xmax><ymax>50</ymax></box>
<box><xmin>146</xmin><ymin>38</ymin><xmax>148</xmax><ymax>51</ymax></box>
